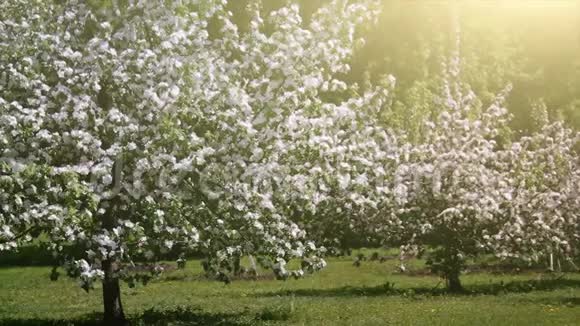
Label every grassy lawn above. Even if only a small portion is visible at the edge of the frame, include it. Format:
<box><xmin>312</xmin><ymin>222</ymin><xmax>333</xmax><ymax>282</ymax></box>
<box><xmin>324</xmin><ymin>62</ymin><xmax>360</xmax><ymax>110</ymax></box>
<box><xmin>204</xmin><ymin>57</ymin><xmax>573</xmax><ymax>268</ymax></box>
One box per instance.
<box><xmin>0</xmin><ymin>250</ymin><xmax>578</xmax><ymax>325</ymax></box>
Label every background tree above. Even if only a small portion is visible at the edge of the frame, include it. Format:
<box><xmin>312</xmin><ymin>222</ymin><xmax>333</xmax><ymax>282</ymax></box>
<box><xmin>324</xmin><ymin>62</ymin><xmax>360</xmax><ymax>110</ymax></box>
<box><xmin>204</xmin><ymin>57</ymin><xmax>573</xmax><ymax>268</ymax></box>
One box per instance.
<box><xmin>376</xmin><ymin>41</ymin><xmax>515</xmax><ymax>290</ymax></box>
<box><xmin>493</xmin><ymin>122</ymin><xmax>580</xmax><ymax>269</ymax></box>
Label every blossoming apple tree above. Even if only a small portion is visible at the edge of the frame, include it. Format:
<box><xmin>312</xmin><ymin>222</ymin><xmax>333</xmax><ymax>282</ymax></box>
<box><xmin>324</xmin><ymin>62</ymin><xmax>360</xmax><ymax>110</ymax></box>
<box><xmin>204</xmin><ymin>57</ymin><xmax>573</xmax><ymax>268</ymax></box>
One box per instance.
<box><xmin>0</xmin><ymin>0</ymin><xmax>380</xmax><ymax>324</ymax></box>
<box><xmin>492</xmin><ymin>122</ymin><xmax>580</xmax><ymax>268</ymax></box>
<box><xmin>378</xmin><ymin>47</ymin><xmax>516</xmax><ymax>290</ymax></box>
<box><xmin>378</xmin><ymin>46</ymin><xmax>579</xmax><ymax>290</ymax></box>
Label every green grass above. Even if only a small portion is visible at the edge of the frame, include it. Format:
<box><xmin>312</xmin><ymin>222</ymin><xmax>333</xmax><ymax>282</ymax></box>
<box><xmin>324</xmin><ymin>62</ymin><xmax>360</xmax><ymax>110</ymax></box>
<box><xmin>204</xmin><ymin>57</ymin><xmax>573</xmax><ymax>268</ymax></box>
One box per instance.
<box><xmin>0</xmin><ymin>249</ymin><xmax>579</xmax><ymax>325</ymax></box>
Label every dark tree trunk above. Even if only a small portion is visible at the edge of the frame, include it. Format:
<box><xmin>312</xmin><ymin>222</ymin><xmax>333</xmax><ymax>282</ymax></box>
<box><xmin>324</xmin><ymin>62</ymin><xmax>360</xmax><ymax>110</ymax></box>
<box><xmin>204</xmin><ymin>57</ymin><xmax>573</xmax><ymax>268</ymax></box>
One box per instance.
<box><xmin>102</xmin><ymin>259</ymin><xmax>128</xmax><ymax>326</ymax></box>
<box><xmin>446</xmin><ymin>271</ymin><xmax>463</xmax><ymax>293</ymax></box>
<box><xmin>233</xmin><ymin>255</ymin><xmax>241</xmax><ymax>275</ymax></box>
<box><xmin>440</xmin><ymin>240</ymin><xmax>465</xmax><ymax>293</ymax></box>
<box><xmin>101</xmin><ymin>157</ymin><xmax>128</xmax><ymax>325</ymax></box>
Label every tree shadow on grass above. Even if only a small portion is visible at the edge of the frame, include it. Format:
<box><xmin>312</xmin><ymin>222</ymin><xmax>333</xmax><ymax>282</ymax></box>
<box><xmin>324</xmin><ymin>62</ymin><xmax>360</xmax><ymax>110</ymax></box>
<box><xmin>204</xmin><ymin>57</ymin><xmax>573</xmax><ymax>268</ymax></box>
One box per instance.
<box><xmin>0</xmin><ymin>312</ymin><xmax>103</xmax><ymax>326</ymax></box>
<box><xmin>0</xmin><ymin>307</ymin><xmax>260</xmax><ymax>326</ymax></box>
<box><xmin>258</xmin><ymin>277</ymin><xmax>580</xmax><ymax>298</ymax></box>
<box><xmin>516</xmin><ymin>296</ymin><xmax>580</xmax><ymax>307</ymax></box>
<box><xmin>136</xmin><ymin>306</ymin><xmax>257</xmax><ymax>326</ymax></box>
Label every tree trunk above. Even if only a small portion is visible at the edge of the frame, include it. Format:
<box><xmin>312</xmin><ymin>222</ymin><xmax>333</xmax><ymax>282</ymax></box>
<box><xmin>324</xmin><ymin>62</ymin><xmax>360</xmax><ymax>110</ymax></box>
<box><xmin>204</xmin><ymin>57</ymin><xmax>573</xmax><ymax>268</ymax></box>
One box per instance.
<box><xmin>102</xmin><ymin>259</ymin><xmax>128</xmax><ymax>326</ymax></box>
<box><xmin>100</xmin><ymin>157</ymin><xmax>128</xmax><ymax>325</ymax></box>
<box><xmin>233</xmin><ymin>255</ymin><xmax>241</xmax><ymax>275</ymax></box>
<box><xmin>97</xmin><ymin>87</ymin><xmax>128</xmax><ymax>325</ymax></box>
<box><xmin>447</xmin><ymin>271</ymin><xmax>463</xmax><ymax>293</ymax></box>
